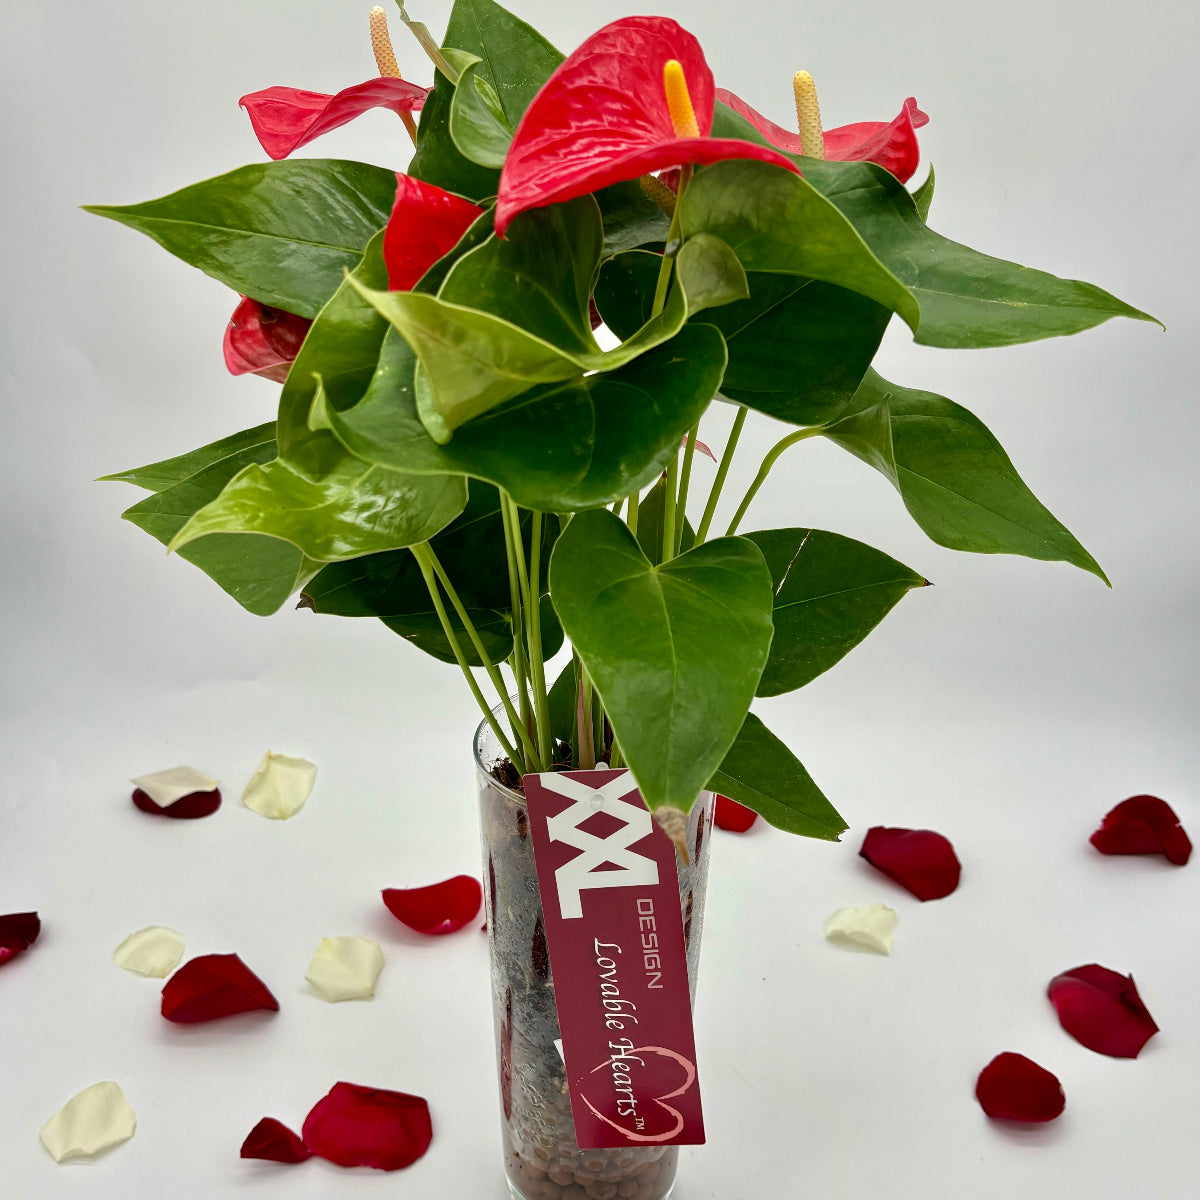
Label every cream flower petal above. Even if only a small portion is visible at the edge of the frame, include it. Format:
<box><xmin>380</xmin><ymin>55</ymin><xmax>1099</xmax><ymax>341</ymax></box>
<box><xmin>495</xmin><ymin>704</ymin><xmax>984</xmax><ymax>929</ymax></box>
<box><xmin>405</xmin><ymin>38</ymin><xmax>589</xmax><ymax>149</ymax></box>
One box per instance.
<box><xmin>824</xmin><ymin>904</ymin><xmax>898</xmax><ymax>955</ymax></box>
<box><xmin>304</xmin><ymin>936</ymin><xmax>384</xmax><ymax>1002</ymax></box>
<box><xmin>39</xmin><ymin>1082</ymin><xmax>136</xmax><ymax>1163</ymax></box>
<box><xmin>242</xmin><ymin>752</ymin><xmax>317</xmax><ymax>820</ymax></box>
<box><xmin>129</xmin><ymin>766</ymin><xmax>220</xmax><ymax>807</ymax></box>
<box><xmin>113</xmin><ymin>926</ymin><xmax>185</xmax><ymax>978</ymax></box>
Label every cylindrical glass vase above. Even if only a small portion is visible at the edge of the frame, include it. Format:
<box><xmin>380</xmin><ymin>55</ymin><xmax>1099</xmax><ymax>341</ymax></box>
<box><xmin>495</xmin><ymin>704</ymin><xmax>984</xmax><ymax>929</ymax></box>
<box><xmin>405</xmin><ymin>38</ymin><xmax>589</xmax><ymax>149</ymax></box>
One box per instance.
<box><xmin>475</xmin><ymin>714</ymin><xmax>714</xmax><ymax>1200</ymax></box>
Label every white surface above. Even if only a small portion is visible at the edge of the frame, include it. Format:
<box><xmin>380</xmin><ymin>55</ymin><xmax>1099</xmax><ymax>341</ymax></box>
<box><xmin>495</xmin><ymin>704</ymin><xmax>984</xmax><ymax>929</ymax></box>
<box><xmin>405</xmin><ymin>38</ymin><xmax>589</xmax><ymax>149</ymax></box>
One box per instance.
<box><xmin>2</xmin><ymin>0</ymin><xmax>1198</xmax><ymax>1197</ymax></box>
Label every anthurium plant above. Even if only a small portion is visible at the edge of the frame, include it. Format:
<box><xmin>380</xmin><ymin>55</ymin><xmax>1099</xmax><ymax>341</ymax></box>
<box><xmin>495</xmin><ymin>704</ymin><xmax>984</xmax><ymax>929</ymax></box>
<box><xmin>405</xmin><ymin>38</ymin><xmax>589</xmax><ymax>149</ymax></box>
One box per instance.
<box><xmin>88</xmin><ymin>1</ymin><xmax>1155</xmax><ymax>841</ymax></box>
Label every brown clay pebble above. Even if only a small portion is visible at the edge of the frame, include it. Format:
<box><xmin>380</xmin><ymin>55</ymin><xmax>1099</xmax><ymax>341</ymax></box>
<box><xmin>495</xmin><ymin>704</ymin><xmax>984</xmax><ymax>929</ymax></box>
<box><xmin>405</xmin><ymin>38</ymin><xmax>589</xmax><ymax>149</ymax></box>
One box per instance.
<box><xmin>587</xmin><ymin>1183</ymin><xmax>618</xmax><ymax>1200</ymax></box>
<box><xmin>618</xmin><ymin>1183</ymin><xmax>640</xmax><ymax>1198</ymax></box>
<box><xmin>525</xmin><ymin>1163</ymin><xmax>547</xmax><ymax>1183</ymax></box>
<box><xmin>537</xmin><ymin>1183</ymin><xmax>563</xmax><ymax>1200</ymax></box>
<box><xmin>561</xmin><ymin>1189</ymin><xmax>589</xmax><ymax>1200</ymax></box>
<box><xmin>549</xmin><ymin>1167</ymin><xmax>574</xmax><ymax>1186</ymax></box>
<box><xmin>584</xmin><ymin>1158</ymin><xmax>606</xmax><ymax>1173</ymax></box>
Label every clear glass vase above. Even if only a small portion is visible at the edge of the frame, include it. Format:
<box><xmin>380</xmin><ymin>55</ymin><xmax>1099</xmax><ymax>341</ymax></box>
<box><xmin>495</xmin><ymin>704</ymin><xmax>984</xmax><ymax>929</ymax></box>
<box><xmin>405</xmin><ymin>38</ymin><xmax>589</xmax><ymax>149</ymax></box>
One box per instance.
<box><xmin>475</xmin><ymin>714</ymin><xmax>715</xmax><ymax>1200</ymax></box>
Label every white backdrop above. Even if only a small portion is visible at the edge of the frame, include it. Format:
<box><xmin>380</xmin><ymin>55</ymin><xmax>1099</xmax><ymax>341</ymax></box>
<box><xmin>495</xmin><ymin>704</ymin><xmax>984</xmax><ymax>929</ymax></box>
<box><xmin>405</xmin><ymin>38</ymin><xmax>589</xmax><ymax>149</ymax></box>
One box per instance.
<box><xmin>2</xmin><ymin>1</ymin><xmax>1198</xmax><ymax>1197</ymax></box>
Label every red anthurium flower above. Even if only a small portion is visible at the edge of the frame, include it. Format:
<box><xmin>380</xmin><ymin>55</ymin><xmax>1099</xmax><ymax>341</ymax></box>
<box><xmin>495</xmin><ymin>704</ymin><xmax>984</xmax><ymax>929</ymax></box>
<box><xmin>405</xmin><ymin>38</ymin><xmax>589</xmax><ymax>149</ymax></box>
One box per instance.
<box><xmin>716</xmin><ymin>89</ymin><xmax>928</xmax><ymax>184</ymax></box>
<box><xmin>382</xmin><ymin>876</ymin><xmax>482</xmax><ymax>935</ymax></box>
<box><xmin>714</xmin><ymin>795</ymin><xmax>757</xmax><ymax>832</ymax></box>
<box><xmin>132</xmin><ymin>786</ymin><xmax>223</xmax><ymax>819</ymax></box>
<box><xmin>859</xmin><ymin>826</ymin><xmax>961</xmax><ymax>900</ymax></box>
<box><xmin>240</xmin><ymin>1117</ymin><xmax>311</xmax><ymax>1163</ymax></box>
<box><xmin>240</xmin><ymin>78</ymin><xmax>427</xmax><ymax>161</ymax></box>
<box><xmin>302</xmin><ymin>1082</ymin><xmax>433</xmax><ymax>1171</ymax></box>
<box><xmin>1090</xmin><ymin>794</ymin><xmax>1192</xmax><ymax>866</ymax></box>
<box><xmin>161</xmin><ymin>953</ymin><xmax>280</xmax><ymax>1023</ymax></box>
<box><xmin>223</xmin><ymin>297</ymin><xmax>313</xmax><ymax>384</ymax></box>
<box><xmin>0</xmin><ymin>912</ymin><xmax>41</xmax><ymax>967</ymax></box>
<box><xmin>975</xmin><ymin>1053</ymin><xmax>1065</xmax><ymax>1122</ymax></box>
<box><xmin>383</xmin><ymin>175</ymin><xmax>484</xmax><ymax>292</ymax></box>
<box><xmin>495</xmin><ymin>16</ymin><xmax>800</xmax><ymax>236</ymax></box>
<box><xmin>1047</xmin><ymin>964</ymin><xmax>1159</xmax><ymax>1058</ymax></box>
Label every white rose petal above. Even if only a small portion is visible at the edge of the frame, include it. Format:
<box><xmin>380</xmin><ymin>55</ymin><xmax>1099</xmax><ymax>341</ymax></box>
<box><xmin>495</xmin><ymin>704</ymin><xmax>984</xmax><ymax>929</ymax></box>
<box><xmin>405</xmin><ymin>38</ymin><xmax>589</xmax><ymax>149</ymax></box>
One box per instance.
<box><xmin>39</xmin><ymin>1082</ymin><xmax>136</xmax><ymax>1163</ymax></box>
<box><xmin>113</xmin><ymin>926</ymin><xmax>185</xmax><ymax>978</ymax></box>
<box><xmin>824</xmin><ymin>904</ymin><xmax>898</xmax><ymax>955</ymax></box>
<box><xmin>305</xmin><ymin>936</ymin><xmax>384</xmax><ymax>1002</ymax></box>
<box><xmin>129</xmin><ymin>765</ymin><xmax>219</xmax><ymax>806</ymax></box>
<box><xmin>242</xmin><ymin>752</ymin><xmax>317</xmax><ymax>820</ymax></box>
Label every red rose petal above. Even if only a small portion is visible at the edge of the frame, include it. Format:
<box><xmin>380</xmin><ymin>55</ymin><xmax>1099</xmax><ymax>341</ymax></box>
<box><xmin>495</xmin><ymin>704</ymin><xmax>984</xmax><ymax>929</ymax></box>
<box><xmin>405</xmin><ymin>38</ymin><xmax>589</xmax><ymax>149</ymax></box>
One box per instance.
<box><xmin>714</xmin><ymin>795</ymin><xmax>757</xmax><ymax>833</ymax></box>
<box><xmin>859</xmin><ymin>826</ymin><xmax>961</xmax><ymax>901</ymax></box>
<box><xmin>382</xmin><ymin>174</ymin><xmax>484</xmax><ymax>292</ymax></box>
<box><xmin>132</xmin><ymin>787</ymin><xmax>222</xmax><ymax>820</ymax></box>
<box><xmin>302</xmin><ymin>1082</ymin><xmax>432</xmax><ymax>1171</ymax></box>
<box><xmin>382</xmin><ymin>876</ymin><xmax>482</xmax><ymax>935</ymax></box>
<box><xmin>1047</xmin><ymin>964</ymin><xmax>1159</xmax><ymax>1058</ymax></box>
<box><xmin>0</xmin><ymin>912</ymin><xmax>41</xmax><ymax>967</ymax></box>
<box><xmin>975</xmin><ymin>1052</ymin><xmax>1065</xmax><ymax>1122</ymax></box>
<box><xmin>240</xmin><ymin>1117</ymin><xmax>311</xmax><ymax>1163</ymax></box>
<box><xmin>223</xmin><ymin>297</ymin><xmax>313</xmax><ymax>383</ymax></box>
<box><xmin>240</xmin><ymin>78</ymin><xmax>428</xmax><ymax>161</ymax></box>
<box><xmin>1090</xmin><ymin>795</ymin><xmax>1192</xmax><ymax>866</ymax></box>
<box><xmin>161</xmin><ymin>953</ymin><xmax>280</xmax><ymax>1023</ymax></box>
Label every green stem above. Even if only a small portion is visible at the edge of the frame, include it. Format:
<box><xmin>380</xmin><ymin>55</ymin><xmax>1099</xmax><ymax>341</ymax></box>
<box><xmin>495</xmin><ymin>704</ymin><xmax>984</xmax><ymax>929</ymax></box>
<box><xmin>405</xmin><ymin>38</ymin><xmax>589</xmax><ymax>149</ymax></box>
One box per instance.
<box><xmin>662</xmin><ymin>454</ymin><xmax>679</xmax><ymax>563</ymax></box>
<box><xmin>695</xmin><ymin>406</ymin><xmax>747</xmax><ymax>544</ymax></box>
<box><xmin>650</xmin><ymin>165</ymin><xmax>692</xmax><ymax>316</ymax></box>
<box><xmin>675</xmin><ymin>425</ymin><xmax>699</xmax><ymax>555</ymax></box>
<box><xmin>526</xmin><ymin>510</ymin><xmax>552</xmax><ymax>770</ymax></box>
<box><xmin>392</xmin><ymin>2</ymin><xmax>459</xmax><ymax>83</ymax></box>
<box><xmin>415</xmin><ymin>542</ymin><xmax>542</xmax><ymax>774</ymax></box>
<box><xmin>725</xmin><ymin>426</ymin><xmax>823</xmax><ymax>536</ymax></box>
<box><xmin>412</xmin><ymin>546</ymin><xmax>524</xmax><ymax>773</ymax></box>
<box><xmin>499</xmin><ymin>494</ymin><xmax>533</xmax><ymax>737</ymax></box>
<box><xmin>626</xmin><ymin>489</ymin><xmax>640</xmax><ymax>539</ymax></box>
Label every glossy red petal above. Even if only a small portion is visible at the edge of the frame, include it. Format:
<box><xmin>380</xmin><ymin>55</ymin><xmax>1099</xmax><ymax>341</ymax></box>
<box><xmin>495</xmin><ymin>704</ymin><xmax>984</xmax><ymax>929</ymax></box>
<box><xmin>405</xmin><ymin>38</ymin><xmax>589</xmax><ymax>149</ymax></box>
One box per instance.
<box><xmin>383</xmin><ymin>174</ymin><xmax>484</xmax><ymax>292</ymax></box>
<box><xmin>240</xmin><ymin>1117</ymin><xmax>311</xmax><ymax>1163</ymax></box>
<box><xmin>1048</xmin><ymin>964</ymin><xmax>1159</xmax><ymax>1058</ymax></box>
<box><xmin>382</xmin><ymin>876</ymin><xmax>482</xmax><ymax>935</ymax></box>
<box><xmin>0</xmin><ymin>912</ymin><xmax>41</xmax><ymax>967</ymax></box>
<box><xmin>716</xmin><ymin>89</ymin><xmax>927</xmax><ymax>183</ymax></box>
<box><xmin>1090</xmin><ymin>795</ymin><xmax>1192</xmax><ymax>866</ymax></box>
<box><xmin>223</xmin><ymin>297</ymin><xmax>313</xmax><ymax>383</ymax></box>
<box><xmin>132</xmin><ymin>786</ymin><xmax>223</xmax><ymax>819</ymax></box>
<box><xmin>496</xmin><ymin>17</ymin><xmax>798</xmax><ymax>235</ymax></box>
<box><xmin>975</xmin><ymin>1053</ymin><xmax>1065</xmax><ymax>1122</ymax></box>
<box><xmin>714</xmin><ymin>795</ymin><xmax>757</xmax><ymax>832</ymax></box>
<box><xmin>302</xmin><ymin>1082</ymin><xmax>432</xmax><ymax>1171</ymax></box>
<box><xmin>859</xmin><ymin>826</ymin><xmax>961</xmax><ymax>900</ymax></box>
<box><xmin>161</xmin><ymin>953</ymin><xmax>279</xmax><ymax>1023</ymax></box>
<box><xmin>240</xmin><ymin>78</ymin><xmax>428</xmax><ymax>161</ymax></box>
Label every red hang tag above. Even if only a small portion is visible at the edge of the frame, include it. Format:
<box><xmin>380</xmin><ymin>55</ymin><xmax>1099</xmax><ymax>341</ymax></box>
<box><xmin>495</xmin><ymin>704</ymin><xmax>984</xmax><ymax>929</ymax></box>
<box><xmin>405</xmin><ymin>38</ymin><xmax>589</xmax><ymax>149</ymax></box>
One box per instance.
<box><xmin>523</xmin><ymin>768</ymin><xmax>705</xmax><ymax>1149</ymax></box>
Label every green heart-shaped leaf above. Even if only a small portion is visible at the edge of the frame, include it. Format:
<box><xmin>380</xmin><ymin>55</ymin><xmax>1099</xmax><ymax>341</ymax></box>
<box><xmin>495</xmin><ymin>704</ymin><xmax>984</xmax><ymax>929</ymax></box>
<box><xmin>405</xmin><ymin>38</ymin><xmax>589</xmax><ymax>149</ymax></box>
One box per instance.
<box><xmin>449</xmin><ymin>54</ymin><xmax>513</xmax><ymax>169</ymax></box>
<box><xmin>549</xmin><ymin>508</ymin><xmax>774</xmax><ymax>812</ymax></box>
<box><xmin>745</xmin><ymin>528</ymin><xmax>927</xmax><ymax>695</ymax></box>
<box><xmin>100</xmin><ymin>423</ymin><xmax>276</xmax><ymax>493</ymax></box>
<box><xmin>707</xmin><ymin>713</ymin><xmax>846</xmax><ymax>840</ymax></box>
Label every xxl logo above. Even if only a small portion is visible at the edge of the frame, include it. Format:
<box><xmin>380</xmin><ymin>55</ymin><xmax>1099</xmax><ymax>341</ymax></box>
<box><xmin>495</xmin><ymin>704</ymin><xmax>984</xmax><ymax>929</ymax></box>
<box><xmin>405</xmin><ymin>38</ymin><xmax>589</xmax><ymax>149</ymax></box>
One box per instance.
<box><xmin>542</xmin><ymin>775</ymin><xmax>660</xmax><ymax>919</ymax></box>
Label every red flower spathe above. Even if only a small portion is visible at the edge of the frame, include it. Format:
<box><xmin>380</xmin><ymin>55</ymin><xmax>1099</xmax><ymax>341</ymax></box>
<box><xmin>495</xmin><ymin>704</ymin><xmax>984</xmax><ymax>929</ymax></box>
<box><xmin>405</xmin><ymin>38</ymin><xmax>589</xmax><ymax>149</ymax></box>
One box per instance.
<box><xmin>161</xmin><ymin>953</ymin><xmax>280</xmax><ymax>1023</ymax></box>
<box><xmin>302</xmin><ymin>1082</ymin><xmax>433</xmax><ymax>1171</ymax></box>
<box><xmin>240</xmin><ymin>1117</ymin><xmax>311</xmax><ymax>1163</ymax></box>
<box><xmin>1090</xmin><ymin>794</ymin><xmax>1192</xmax><ymax>866</ymax></box>
<box><xmin>0</xmin><ymin>912</ymin><xmax>41</xmax><ymax>968</ymax></box>
<box><xmin>382</xmin><ymin>876</ymin><xmax>483</xmax><ymax>935</ymax></box>
<box><xmin>1047</xmin><ymin>964</ymin><xmax>1159</xmax><ymax>1059</ymax></box>
<box><xmin>714</xmin><ymin>795</ymin><xmax>757</xmax><ymax>832</ymax></box>
<box><xmin>383</xmin><ymin>175</ymin><xmax>484</xmax><ymax>292</ymax></box>
<box><xmin>240</xmin><ymin>78</ymin><xmax>427</xmax><ymax>161</ymax></box>
<box><xmin>223</xmin><ymin>298</ymin><xmax>313</xmax><ymax>384</ymax></box>
<box><xmin>859</xmin><ymin>826</ymin><xmax>961</xmax><ymax>900</ymax></box>
<box><xmin>495</xmin><ymin>16</ymin><xmax>799</xmax><ymax>236</ymax></box>
<box><xmin>717</xmin><ymin>89</ymin><xmax>928</xmax><ymax>184</ymax></box>
<box><xmin>975</xmin><ymin>1052</ymin><xmax>1065</xmax><ymax>1122</ymax></box>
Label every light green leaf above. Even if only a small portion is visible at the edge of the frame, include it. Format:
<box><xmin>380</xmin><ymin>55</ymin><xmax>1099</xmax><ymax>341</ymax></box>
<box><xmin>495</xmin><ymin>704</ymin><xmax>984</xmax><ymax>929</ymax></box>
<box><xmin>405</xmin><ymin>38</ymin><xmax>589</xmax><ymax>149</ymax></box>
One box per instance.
<box><xmin>675</xmin><ymin>232</ymin><xmax>750</xmax><ymax>316</ymax></box>
<box><xmin>99</xmin><ymin>423</ymin><xmax>276</xmax><ymax>493</ymax></box>
<box><xmin>745</xmin><ymin>528</ymin><xmax>927</xmax><ymax>695</ymax></box>
<box><xmin>449</xmin><ymin>53</ymin><xmax>514</xmax><ymax>169</ymax></box>
<box><xmin>549</xmin><ymin>509</ymin><xmax>774</xmax><ymax>812</ymax></box>
<box><xmin>911</xmin><ymin>164</ymin><xmax>935</xmax><ymax>222</ymax></box>
<box><xmin>707</xmin><ymin>713</ymin><xmax>846</xmax><ymax>840</ymax></box>
<box><xmin>825</xmin><ymin>370</ymin><xmax>1107</xmax><ymax>580</ymax></box>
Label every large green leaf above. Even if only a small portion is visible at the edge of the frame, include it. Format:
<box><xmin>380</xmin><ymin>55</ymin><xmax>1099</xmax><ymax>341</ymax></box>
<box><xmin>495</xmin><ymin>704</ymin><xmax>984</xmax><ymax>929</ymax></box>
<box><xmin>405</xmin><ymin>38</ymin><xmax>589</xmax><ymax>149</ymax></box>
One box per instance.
<box><xmin>911</xmin><ymin>165</ymin><xmax>935</xmax><ymax>222</ymax></box>
<box><xmin>711</xmin><ymin>101</ymin><xmax>1157</xmax><ymax>348</ymax></box>
<box><xmin>448</xmin><ymin>53</ymin><xmax>513</xmax><ymax>169</ymax></box>
<box><xmin>549</xmin><ymin>508</ymin><xmax>774</xmax><ymax>812</ymax></box>
<box><xmin>100</xmin><ymin>423</ymin><xmax>276</xmax><ymax>493</ymax></box>
<box><xmin>595</xmin><ymin>179</ymin><xmax>670</xmax><ymax>256</ymax></box>
<box><xmin>407</xmin><ymin>65</ymin><xmax>501</xmax><ymax>201</ymax></box>
<box><xmin>300</xmin><ymin>482</ymin><xmax>561</xmax><ymax>665</ymax></box>
<box><xmin>315</xmin><ymin>323</ymin><xmax>727</xmax><ymax>511</ymax></box>
<box><xmin>596</xmin><ymin>252</ymin><xmax>888</xmax><ymax>427</ymax></box>
<box><xmin>84</xmin><ymin>161</ymin><xmax>397</xmax><ymax>318</ymax></box>
<box><xmin>825</xmin><ymin>370</ymin><xmax>1107</xmax><ymax>580</ymax></box>
<box><xmin>118</xmin><ymin>429</ymin><xmax>318</xmax><ymax>615</ymax></box>
<box><xmin>745</xmin><ymin>528</ymin><xmax>927</xmax><ymax>695</ymax></box>
<box><xmin>678</xmin><ymin>160</ymin><xmax>920</xmax><ymax>331</ymax></box>
<box><xmin>707</xmin><ymin>713</ymin><xmax>846</xmax><ymax>840</ymax></box>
